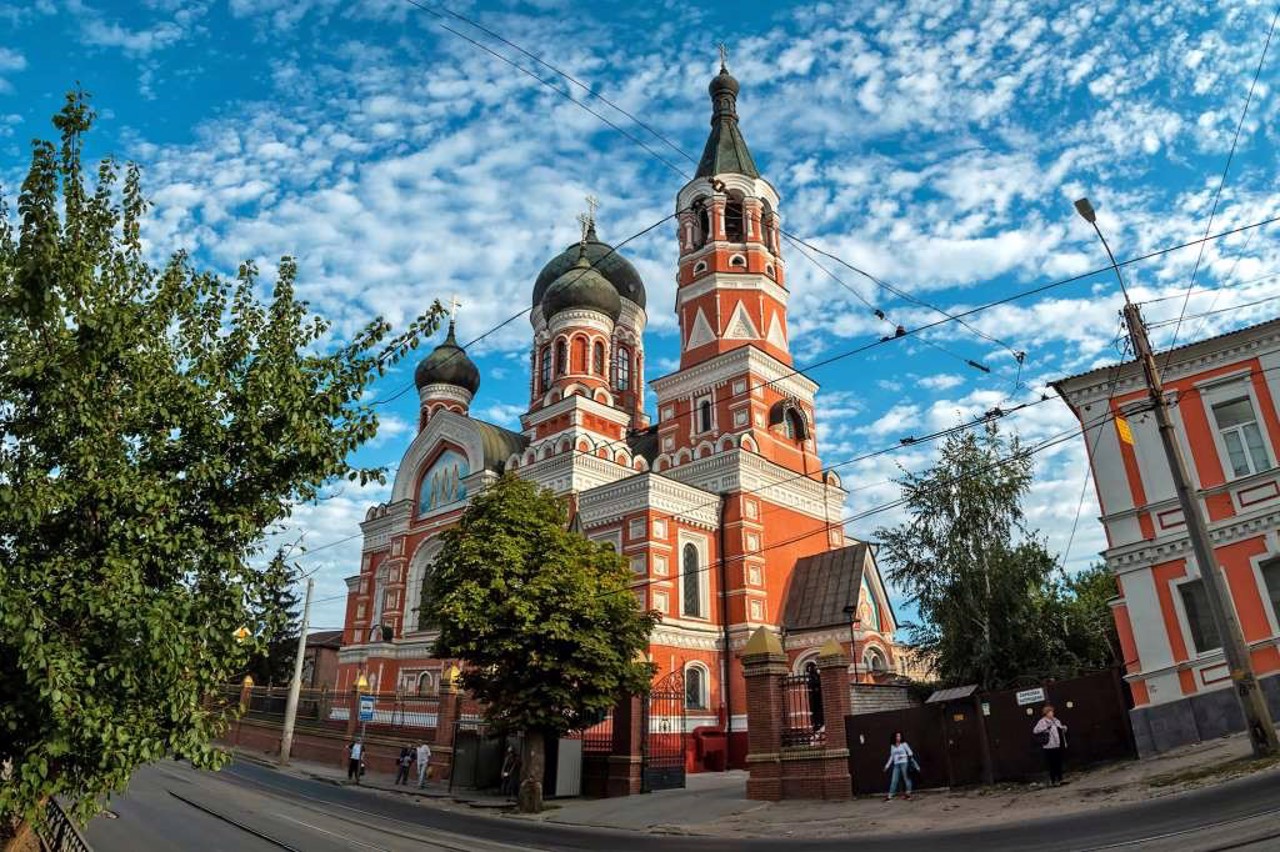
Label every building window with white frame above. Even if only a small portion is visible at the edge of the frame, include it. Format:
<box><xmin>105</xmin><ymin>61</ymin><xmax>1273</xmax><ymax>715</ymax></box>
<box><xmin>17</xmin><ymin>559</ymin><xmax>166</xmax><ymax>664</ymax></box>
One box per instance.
<box><xmin>698</xmin><ymin>398</ymin><xmax>713</xmax><ymax>433</ymax></box>
<box><xmin>1179</xmin><ymin>579</ymin><xmax>1222</xmax><ymax>654</ymax></box>
<box><xmin>684</xmin><ymin>664</ymin><xmax>708</xmax><ymax>709</ymax></box>
<box><xmin>1212</xmin><ymin>396</ymin><xmax>1271</xmax><ymax>478</ymax></box>
<box><xmin>1261</xmin><ymin>556</ymin><xmax>1280</xmax><ymax>628</ymax></box>
<box><xmin>682</xmin><ymin>542</ymin><xmax>703</xmax><ymax>617</ymax></box>
<box><xmin>616</xmin><ymin>346</ymin><xmax>631</xmax><ymax>390</ymax></box>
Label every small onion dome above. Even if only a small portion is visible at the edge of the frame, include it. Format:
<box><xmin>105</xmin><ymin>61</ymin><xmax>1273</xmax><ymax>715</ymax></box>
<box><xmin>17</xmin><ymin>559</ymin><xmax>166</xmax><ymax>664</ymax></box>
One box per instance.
<box><xmin>414</xmin><ymin>321</ymin><xmax>480</xmax><ymax>395</ymax></box>
<box><xmin>709</xmin><ymin>66</ymin><xmax>740</xmax><ymax>100</ymax></box>
<box><xmin>542</xmin><ymin>253</ymin><xmax>622</xmax><ymax>323</ymax></box>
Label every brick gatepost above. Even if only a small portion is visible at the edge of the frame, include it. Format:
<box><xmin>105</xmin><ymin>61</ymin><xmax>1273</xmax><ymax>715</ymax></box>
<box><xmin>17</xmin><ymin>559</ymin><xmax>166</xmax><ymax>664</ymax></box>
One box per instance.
<box><xmin>741</xmin><ymin>626</ymin><xmax>788</xmax><ymax>801</ymax></box>
<box><xmin>429</xmin><ymin>664</ymin><xmax>462</xmax><ymax>781</ymax></box>
<box><xmin>813</xmin><ymin>641</ymin><xmax>853</xmax><ymax>799</ymax></box>
<box><xmin>606</xmin><ymin>694</ymin><xmax>644</xmax><ymax>797</ymax></box>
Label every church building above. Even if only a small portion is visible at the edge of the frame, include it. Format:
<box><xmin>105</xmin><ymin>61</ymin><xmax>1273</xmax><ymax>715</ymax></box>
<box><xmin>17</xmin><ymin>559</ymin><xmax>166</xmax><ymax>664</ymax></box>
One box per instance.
<box><xmin>336</xmin><ymin>62</ymin><xmax>898</xmax><ymax>768</ymax></box>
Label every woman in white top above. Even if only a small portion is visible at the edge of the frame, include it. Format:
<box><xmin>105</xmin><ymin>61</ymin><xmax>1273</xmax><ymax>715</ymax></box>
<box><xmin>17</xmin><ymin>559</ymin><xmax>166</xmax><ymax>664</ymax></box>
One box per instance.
<box><xmin>1032</xmin><ymin>704</ymin><xmax>1068</xmax><ymax>787</ymax></box>
<box><xmin>883</xmin><ymin>731</ymin><xmax>915</xmax><ymax>800</ymax></box>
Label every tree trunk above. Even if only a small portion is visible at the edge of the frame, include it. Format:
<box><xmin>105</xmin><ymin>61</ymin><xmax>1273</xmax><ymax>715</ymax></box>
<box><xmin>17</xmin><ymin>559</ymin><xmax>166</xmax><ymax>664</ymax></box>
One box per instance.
<box><xmin>517</xmin><ymin>729</ymin><xmax>545</xmax><ymax>814</ymax></box>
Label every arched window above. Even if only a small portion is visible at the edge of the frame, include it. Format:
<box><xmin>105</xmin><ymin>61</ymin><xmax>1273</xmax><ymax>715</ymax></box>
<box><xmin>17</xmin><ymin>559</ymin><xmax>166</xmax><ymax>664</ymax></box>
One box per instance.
<box><xmin>555</xmin><ymin>339</ymin><xmax>567</xmax><ymax>376</ymax></box>
<box><xmin>761</xmin><ymin>199</ymin><xmax>775</xmax><ymax>251</ymax></box>
<box><xmin>539</xmin><ymin>345</ymin><xmax>551</xmax><ymax>391</ymax></box>
<box><xmin>685</xmin><ymin>665</ymin><xmax>707</xmax><ymax>709</ymax></box>
<box><xmin>682</xmin><ymin>542</ymin><xmax>701</xmax><ymax>617</ymax></box>
<box><xmin>592</xmin><ymin>340</ymin><xmax>605</xmax><ymax>376</ymax></box>
<box><xmin>699</xmin><ymin>400</ymin><xmax>712</xmax><ymax>433</ymax></box>
<box><xmin>865</xmin><ymin>647</ymin><xmax>888</xmax><ymax>674</ymax></box>
<box><xmin>571</xmin><ymin>336</ymin><xmax>587</xmax><ymax>373</ymax></box>
<box><xmin>805</xmin><ymin>662</ymin><xmax>825</xmax><ymax>729</ymax></box>
<box><xmin>724</xmin><ymin>191</ymin><xmax>745</xmax><ymax>242</ymax></box>
<box><xmin>616</xmin><ymin>346</ymin><xmax>631</xmax><ymax>391</ymax></box>
<box><xmin>416</xmin><ymin>671</ymin><xmax>435</xmax><ymax>696</ymax></box>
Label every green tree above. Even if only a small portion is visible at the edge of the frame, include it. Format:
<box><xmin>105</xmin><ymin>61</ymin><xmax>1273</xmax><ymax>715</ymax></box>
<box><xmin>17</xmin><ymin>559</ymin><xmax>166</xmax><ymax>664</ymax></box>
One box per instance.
<box><xmin>1059</xmin><ymin>562</ymin><xmax>1122</xmax><ymax>671</ymax></box>
<box><xmin>876</xmin><ymin>424</ymin><xmax>1116</xmax><ymax>690</ymax></box>
<box><xmin>0</xmin><ymin>93</ymin><xmax>441</xmax><ymax>842</ymax></box>
<box><xmin>246</xmin><ymin>552</ymin><xmax>302</xmax><ymax>687</ymax></box>
<box><xmin>423</xmin><ymin>474</ymin><xmax>658</xmax><ymax>813</ymax></box>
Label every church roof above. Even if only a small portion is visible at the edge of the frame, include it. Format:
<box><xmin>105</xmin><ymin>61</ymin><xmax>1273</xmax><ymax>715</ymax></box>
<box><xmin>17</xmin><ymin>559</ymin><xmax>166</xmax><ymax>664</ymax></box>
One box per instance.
<box><xmin>627</xmin><ymin>426</ymin><xmax>660</xmax><ymax>463</ymax></box>
<box><xmin>695</xmin><ymin>65</ymin><xmax>759</xmax><ymax>179</ymax></box>
<box><xmin>782</xmin><ymin>543</ymin><xmax>868</xmax><ymax>633</ymax></box>
<box><xmin>473</xmin><ymin>419</ymin><xmax>528</xmax><ymax>473</ymax></box>
<box><xmin>306</xmin><ymin>630</ymin><xmax>343</xmax><ymax>649</ymax></box>
<box><xmin>532</xmin><ymin>224</ymin><xmax>647</xmax><ymax>310</ymax></box>
<box><xmin>414</xmin><ymin>321</ymin><xmax>480</xmax><ymax>394</ymax></box>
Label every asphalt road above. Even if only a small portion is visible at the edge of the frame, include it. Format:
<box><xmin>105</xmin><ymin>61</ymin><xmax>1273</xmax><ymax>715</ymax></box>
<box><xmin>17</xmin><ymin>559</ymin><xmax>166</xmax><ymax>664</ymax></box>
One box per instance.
<box><xmin>83</xmin><ymin>759</ymin><xmax>1280</xmax><ymax>852</ymax></box>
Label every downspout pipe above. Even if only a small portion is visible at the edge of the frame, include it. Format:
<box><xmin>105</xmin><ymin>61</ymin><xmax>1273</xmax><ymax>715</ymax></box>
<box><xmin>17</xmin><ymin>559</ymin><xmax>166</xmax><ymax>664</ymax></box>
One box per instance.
<box><xmin>717</xmin><ymin>496</ymin><xmax>733</xmax><ymax>759</ymax></box>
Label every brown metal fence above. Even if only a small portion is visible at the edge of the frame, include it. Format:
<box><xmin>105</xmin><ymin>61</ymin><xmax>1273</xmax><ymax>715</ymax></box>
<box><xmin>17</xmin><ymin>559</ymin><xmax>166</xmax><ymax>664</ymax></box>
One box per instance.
<box><xmin>781</xmin><ymin>670</ymin><xmax>825</xmax><ymax>747</ymax></box>
<box><xmin>845</xmin><ymin>668</ymin><xmax>1135</xmax><ymax>795</ymax></box>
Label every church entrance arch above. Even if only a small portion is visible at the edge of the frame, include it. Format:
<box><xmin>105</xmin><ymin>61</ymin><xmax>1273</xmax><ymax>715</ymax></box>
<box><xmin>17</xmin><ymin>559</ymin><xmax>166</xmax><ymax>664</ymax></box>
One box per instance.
<box><xmin>642</xmin><ymin>670</ymin><xmax>687</xmax><ymax>792</ymax></box>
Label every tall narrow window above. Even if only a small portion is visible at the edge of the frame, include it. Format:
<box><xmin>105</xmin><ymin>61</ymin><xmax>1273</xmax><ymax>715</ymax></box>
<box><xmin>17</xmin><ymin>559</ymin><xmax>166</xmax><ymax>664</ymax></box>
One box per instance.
<box><xmin>1179</xmin><ymin>579</ymin><xmax>1222</xmax><ymax>654</ymax></box>
<box><xmin>616</xmin><ymin>346</ymin><xmax>631</xmax><ymax>391</ymax></box>
<box><xmin>592</xmin><ymin>340</ymin><xmax>605</xmax><ymax>376</ymax></box>
<box><xmin>724</xmin><ymin>192</ymin><xmax>745</xmax><ymax>241</ymax></box>
<box><xmin>1212</xmin><ymin>396</ymin><xmax>1270</xmax><ymax>478</ymax></box>
<box><xmin>539</xmin><ymin>346</ymin><xmax>551</xmax><ymax>391</ymax></box>
<box><xmin>682</xmin><ymin>542</ymin><xmax>701</xmax><ymax>617</ymax></box>
<box><xmin>555</xmin><ymin>339</ymin><xmax>567</xmax><ymax>376</ymax></box>
<box><xmin>699</xmin><ymin>399</ymin><xmax>712</xmax><ymax>433</ymax></box>
<box><xmin>784</xmin><ymin>409</ymin><xmax>807</xmax><ymax>442</ymax></box>
<box><xmin>685</xmin><ymin>666</ymin><xmax>706</xmax><ymax>709</ymax></box>
<box><xmin>692</xmin><ymin>198</ymin><xmax>710</xmax><ymax>249</ymax></box>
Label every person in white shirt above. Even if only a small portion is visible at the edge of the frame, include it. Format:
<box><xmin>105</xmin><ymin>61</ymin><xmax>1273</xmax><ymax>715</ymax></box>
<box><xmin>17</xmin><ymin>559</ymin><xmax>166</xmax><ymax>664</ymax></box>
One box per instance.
<box><xmin>1032</xmin><ymin>704</ymin><xmax>1068</xmax><ymax>787</ymax></box>
<box><xmin>416</xmin><ymin>741</ymin><xmax>432</xmax><ymax>788</ymax></box>
<box><xmin>347</xmin><ymin>739</ymin><xmax>364</xmax><ymax>784</ymax></box>
<box><xmin>883</xmin><ymin>731</ymin><xmax>916</xmax><ymax>801</ymax></box>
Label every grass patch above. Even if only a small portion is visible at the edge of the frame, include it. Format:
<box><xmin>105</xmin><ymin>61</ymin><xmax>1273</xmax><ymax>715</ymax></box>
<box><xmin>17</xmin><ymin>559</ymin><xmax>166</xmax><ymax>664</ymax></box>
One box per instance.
<box><xmin>1147</xmin><ymin>754</ymin><xmax>1280</xmax><ymax>788</ymax></box>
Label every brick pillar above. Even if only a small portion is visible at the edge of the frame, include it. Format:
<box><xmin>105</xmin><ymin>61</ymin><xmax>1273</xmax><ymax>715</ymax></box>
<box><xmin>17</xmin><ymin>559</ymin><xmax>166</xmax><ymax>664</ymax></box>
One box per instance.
<box><xmin>815</xmin><ymin>646</ymin><xmax>853</xmax><ymax>800</ymax></box>
<box><xmin>606</xmin><ymin>694</ymin><xmax>644</xmax><ymax>797</ymax></box>
<box><xmin>430</xmin><ymin>665</ymin><xmax>461</xmax><ymax>781</ymax></box>
<box><xmin>741</xmin><ymin>627</ymin><xmax>787</xmax><ymax>801</ymax></box>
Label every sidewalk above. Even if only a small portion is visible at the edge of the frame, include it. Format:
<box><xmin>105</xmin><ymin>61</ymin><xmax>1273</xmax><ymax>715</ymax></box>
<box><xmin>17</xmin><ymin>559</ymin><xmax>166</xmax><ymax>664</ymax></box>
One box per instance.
<box><xmin>230</xmin><ymin>730</ymin><xmax>1280</xmax><ymax>839</ymax></box>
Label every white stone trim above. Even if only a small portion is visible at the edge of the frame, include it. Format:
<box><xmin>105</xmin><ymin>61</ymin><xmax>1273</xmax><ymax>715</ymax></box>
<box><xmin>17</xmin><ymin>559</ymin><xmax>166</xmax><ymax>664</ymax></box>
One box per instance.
<box><xmin>577</xmin><ymin>472</ymin><xmax>720</xmax><ymax>530</ymax></box>
<box><xmin>651</xmin><ymin>344</ymin><xmax>817</xmax><ymax>401</ymax></box>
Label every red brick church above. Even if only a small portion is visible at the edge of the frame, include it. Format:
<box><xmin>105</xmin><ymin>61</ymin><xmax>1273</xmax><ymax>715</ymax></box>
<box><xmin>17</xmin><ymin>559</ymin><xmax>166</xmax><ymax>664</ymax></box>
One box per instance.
<box><xmin>336</xmin><ymin>62</ymin><xmax>898</xmax><ymax>768</ymax></box>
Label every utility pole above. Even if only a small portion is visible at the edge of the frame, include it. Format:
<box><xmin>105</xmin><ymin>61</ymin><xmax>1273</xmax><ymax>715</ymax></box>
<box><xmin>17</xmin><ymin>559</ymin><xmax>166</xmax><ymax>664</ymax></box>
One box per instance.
<box><xmin>1076</xmin><ymin>198</ymin><xmax>1279</xmax><ymax>758</ymax></box>
<box><xmin>279</xmin><ymin>577</ymin><xmax>314</xmax><ymax>765</ymax></box>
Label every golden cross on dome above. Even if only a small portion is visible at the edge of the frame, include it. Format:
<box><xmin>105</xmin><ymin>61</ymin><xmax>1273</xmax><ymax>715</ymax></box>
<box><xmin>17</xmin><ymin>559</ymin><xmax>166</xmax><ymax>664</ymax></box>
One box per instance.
<box><xmin>585</xmin><ymin>194</ymin><xmax>599</xmax><ymax>224</ymax></box>
<box><xmin>576</xmin><ymin>212</ymin><xmax>591</xmax><ymax>246</ymax></box>
<box><xmin>718</xmin><ymin>42</ymin><xmax>728</xmax><ymax>71</ymax></box>
<box><xmin>449</xmin><ymin>294</ymin><xmax>460</xmax><ymax>322</ymax></box>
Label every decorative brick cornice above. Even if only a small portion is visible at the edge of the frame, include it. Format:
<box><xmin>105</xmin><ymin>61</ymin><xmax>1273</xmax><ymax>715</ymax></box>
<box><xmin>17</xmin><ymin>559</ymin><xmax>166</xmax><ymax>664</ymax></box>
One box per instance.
<box><xmin>578</xmin><ymin>472</ymin><xmax>720</xmax><ymax>530</ymax></box>
<box><xmin>650</xmin><ymin>345</ymin><xmax>817</xmax><ymax>400</ymax></box>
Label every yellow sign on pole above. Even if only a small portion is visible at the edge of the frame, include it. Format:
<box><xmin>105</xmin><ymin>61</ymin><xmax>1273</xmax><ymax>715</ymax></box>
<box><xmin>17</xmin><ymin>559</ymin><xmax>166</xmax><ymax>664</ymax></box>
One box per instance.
<box><xmin>1116</xmin><ymin>416</ymin><xmax>1134</xmax><ymax>445</ymax></box>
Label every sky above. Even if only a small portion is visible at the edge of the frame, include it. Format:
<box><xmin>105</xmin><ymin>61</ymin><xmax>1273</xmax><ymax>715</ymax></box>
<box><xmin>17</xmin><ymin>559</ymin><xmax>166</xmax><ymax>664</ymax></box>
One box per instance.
<box><xmin>3</xmin><ymin>0</ymin><xmax>1280</xmax><ymax>633</ymax></box>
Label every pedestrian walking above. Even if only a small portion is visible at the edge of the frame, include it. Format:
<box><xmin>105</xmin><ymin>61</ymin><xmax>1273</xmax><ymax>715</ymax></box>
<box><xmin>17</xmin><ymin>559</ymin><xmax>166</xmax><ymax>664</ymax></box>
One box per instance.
<box><xmin>1033</xmin><ymin>703</ymin><xmax>1069</xmax><ymax>787</ymax></box>
<box><xmin>394</xmin><ymin>746</ymin><xmax>413</xmax><ymax>785</ymax></box>
<box><xmin>347</xmin><ymin>739</ymin><xmax>364</xmax><ymax>783</ymax></box>
<box><xmin>500</xmin><ymin>746</ymin><xmax>521</xmax><ymax>798</ymax></box>
<box><xmin>883</xmin><ymin>731</ymin><xmax>917</xmax><ymax>801</ymax></box>
<box><xmin>416</xmin><ymin>741</ymin><xmax>432</xmax><ymax>788</ymax></box>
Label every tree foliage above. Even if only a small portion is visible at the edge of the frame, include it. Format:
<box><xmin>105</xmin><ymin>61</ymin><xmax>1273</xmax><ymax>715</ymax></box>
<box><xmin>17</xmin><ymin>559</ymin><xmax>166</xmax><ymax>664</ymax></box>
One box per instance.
<box><xmin>245</xmin><ymin>551</ymin><xmax>302</xmax><ymax>686</ymax></box>
<box><xmin>424</xmin><ymin>473</ymin><xmax>658</xmax><ymax>811</ymax></box>
<box><xmin>0</xmin><ymin>93</ymin><xmax>441</xmax><ymax>834</ymax></box>
<box><xmin>876</xmin><ymin>424</ymin><xmax>1119</xmax><ymax>690</ymax></box>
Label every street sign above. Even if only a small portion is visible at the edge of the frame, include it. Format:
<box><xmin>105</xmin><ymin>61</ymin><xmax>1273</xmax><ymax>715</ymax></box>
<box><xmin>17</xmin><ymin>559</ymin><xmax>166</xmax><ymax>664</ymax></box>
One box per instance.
<box><xmin>1016</xmin><ymin>687</ymin><xmax>1046</xmax><ymax>706</ymax></box>
<box><xmin>358</xmin><ymin>694</ymin><xmax>375</xmax><ymax>723</ymax></box>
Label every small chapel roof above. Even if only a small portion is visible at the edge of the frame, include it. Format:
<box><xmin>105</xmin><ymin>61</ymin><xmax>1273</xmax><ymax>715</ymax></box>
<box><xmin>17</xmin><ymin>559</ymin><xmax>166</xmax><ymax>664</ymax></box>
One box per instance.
<box><xmin>782</xmin><ymin>542</ymin><xmax>868</xmax><ymax>633</ymax></box>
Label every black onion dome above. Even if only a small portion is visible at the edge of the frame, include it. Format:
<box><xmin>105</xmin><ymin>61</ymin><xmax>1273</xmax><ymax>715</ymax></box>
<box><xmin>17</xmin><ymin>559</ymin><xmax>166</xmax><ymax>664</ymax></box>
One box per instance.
<box><xmin>532</xmin><ymin>224</ymin><xmax>647</xmax><ymax>310</ymax></box>
<box><xmin>414</xmin><ymin>321</ymin><xmax>480</xmax><ymax>394</ymax></box>
<box><xmin>542</xmin><ymin>252</ymin><xmax>623</xmax><ymax>323</ymax></box>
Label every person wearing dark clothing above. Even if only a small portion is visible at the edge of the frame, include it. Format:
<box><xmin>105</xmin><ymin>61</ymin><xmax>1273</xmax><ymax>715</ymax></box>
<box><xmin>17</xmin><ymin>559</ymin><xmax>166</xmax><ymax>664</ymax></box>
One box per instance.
<box><xmin>347</xmin><ymin>739</ymin><xmax>364</xmax><ymax>783</ymax></box>
<box><xmin>500</xmin><ymin>747</ymin><xmax>521</xmax><ymax>798</ymax></box>
<box><xmin>395</xmin><ymin>746</ymin><xmax>413</xmax><ymax>785</ymax></box>
<box><xmin>1033</xmin><ymin>704</ymin><xmax>1068</xmax><ymax>787</ymax></box>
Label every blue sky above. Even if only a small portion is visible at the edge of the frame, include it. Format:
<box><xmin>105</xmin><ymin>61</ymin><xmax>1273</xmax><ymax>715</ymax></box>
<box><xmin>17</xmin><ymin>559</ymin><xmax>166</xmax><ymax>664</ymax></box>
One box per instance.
<box><xmin>4</xmin><ymin>1</ymin><xmax>1280</xmax><ymax>630</ymax></box>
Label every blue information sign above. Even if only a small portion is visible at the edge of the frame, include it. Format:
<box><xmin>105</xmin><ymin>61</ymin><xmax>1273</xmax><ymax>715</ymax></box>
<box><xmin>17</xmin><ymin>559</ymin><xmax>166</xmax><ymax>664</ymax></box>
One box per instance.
<box><xmin>358</xmin><ymin>694</ymin><xmax>375</xmax><ymax>723</ymax></box>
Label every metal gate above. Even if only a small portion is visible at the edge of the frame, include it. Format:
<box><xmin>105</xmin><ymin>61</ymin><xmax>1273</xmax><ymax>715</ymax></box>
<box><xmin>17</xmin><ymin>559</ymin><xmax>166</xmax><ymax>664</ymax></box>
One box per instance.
<box><xmin>642</xmin><ymin>670</ymin><xmax>686</xmax><ymax>792</ymax></box>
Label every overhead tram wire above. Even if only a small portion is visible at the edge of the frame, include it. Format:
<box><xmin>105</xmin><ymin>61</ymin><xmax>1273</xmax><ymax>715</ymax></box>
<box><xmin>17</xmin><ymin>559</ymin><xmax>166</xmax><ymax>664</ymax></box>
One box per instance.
<box><xmin>286</xmin><ymin>213</ymin><xmax>1280</xmax><ymax>563</ymax></box>
<box><xmin>1147</xmin><ymin>290</ymin><xmax>1280</xmax><ymax>328</ymax></box>
<box><xmin>1135</xmin><ymin>269</ymin><xmax>1280</xmax><ymax>305</ymax></box>
<box><xmin>1163</xmin><ymin>6</ymin><xmax>1280</xmax><ymax>360</ymax></box>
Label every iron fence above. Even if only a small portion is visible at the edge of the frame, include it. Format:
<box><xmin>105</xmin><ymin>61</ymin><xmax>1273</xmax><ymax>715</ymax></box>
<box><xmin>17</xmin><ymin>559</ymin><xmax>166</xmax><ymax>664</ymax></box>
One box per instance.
<box><xmin>575</xmin><ymin>708</ymin><xmax>614</xmax><ymax>754</ymax></box>
<box><xmin>36</xmin><ymin>798</ymin><xmax>92</xmax><ymax>852</ymax></box>
<box><xmin>781</xmin><ymin>670</ymin><xmax>826</xmax><ymax>747</ymax></box>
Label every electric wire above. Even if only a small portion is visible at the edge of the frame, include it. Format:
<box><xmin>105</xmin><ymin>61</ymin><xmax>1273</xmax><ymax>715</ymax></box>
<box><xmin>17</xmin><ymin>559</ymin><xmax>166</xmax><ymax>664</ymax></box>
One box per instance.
<box><xmin>1163</xmin><ymin>6</ymin><xmax>1280</xmax><ymax>359</ymax></box>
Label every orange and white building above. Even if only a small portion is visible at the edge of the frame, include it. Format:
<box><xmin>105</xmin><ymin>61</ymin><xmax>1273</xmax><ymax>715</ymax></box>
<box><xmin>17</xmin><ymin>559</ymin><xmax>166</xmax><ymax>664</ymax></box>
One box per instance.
<box><xmin>335</xmin><ymin>64</ymin><xmax>897</xmax><ymax>768</ymax></box>
<box><xmin>1054</xmin><ymin>317</ymin><xmax>1280</xmax><ymax>755</ymax></box>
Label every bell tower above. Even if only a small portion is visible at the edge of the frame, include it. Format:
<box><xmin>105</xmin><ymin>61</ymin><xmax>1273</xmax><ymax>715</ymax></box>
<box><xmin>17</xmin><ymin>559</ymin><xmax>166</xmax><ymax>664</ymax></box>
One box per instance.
<box><xmin>653</xmin><ymin>57</ymin><xmax>819</xmax><ymax>478</ymax></box>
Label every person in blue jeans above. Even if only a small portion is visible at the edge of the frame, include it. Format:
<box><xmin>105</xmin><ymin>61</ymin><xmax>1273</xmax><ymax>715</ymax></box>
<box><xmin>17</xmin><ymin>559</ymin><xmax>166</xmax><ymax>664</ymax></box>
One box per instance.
<box><xmin>884</xmin><ymin>731</ymin><xmax>916</xmax><ymax>801</ymax></box>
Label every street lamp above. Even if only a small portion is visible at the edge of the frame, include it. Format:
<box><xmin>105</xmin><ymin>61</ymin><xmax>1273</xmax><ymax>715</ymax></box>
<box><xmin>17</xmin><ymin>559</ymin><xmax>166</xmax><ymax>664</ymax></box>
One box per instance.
<box><xmin>842</xmin><ymin>605</ymin><xmax>861</xmax><ymax>683</ymax></box>
<box><xmin>1074</xmin><ymin>197</ymin><xmax>1278</xmax><ymax>758</ymax></box>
